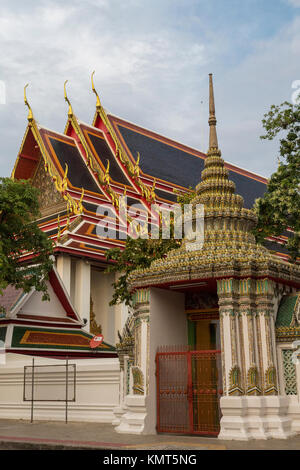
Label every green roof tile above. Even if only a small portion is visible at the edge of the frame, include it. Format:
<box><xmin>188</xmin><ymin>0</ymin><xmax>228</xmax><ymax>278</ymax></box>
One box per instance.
<box><xmin>276</xmin><ymin>295</ymin><xmax>298</xmax><ymax>327</ymax></box>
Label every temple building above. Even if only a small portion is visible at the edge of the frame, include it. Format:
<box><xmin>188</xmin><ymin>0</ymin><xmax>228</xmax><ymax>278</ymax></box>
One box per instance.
<box><xmin>0</xmin><ymin>74</ymin><xmax>299</xmax><ymax>439</ymax></box>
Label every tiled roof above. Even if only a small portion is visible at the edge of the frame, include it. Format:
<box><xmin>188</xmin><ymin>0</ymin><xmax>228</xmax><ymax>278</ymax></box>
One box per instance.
<box><xmin>0</xmin><ymin>285</ymin><xmax>24</xmax><ymax>313</ymax></box>
<box><xmin>87</xmin><ymin>132</ymin><xmax>131</xmax><ymax>187</ymax></box>
<box><xmin>276</xmin><ymin>294</ymin><xmax>298</xmax><ymax>327</ymax></box>
<box><xmin>47</xmin><ymin>136</ymin><xmax>100</xmax><ymax>194</ymax></box>
<box><xmin>115</xmin><ymin>122</ymin><xmax>267</xmax><ymax>209</ymax></box>
<box><xmin>11</xmin><ymin>326</ymin><xmax>115</xmax><ymax>352</ymax></box>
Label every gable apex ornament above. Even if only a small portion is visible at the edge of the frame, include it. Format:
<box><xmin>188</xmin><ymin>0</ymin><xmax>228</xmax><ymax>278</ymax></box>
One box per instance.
<box><xmin>64</xmin><ymin>80</ymin><xmax>74</xmax><ymax>117</ymax></box>
<box><xmin>24</xmin><ymin>84</ymin><xmax>34</xmax><ymax>122</ymax></box>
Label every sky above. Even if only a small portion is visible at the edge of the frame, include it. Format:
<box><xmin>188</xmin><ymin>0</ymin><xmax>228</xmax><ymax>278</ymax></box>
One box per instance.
<box><xmin>0</xmin><ymin>0</ymin><xmax>299</xmax><ymax>179</ymax></box>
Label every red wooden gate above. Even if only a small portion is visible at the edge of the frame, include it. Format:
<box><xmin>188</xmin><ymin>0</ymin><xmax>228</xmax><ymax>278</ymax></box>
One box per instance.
<box><xmin>156</xmin><ymin>348</ymin><xmax>222</xmax><ymax>436</ymax></box>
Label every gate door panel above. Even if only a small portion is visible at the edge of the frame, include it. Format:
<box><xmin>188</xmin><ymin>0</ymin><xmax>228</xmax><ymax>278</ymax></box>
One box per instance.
<box><xmin>156</xmin><ymin>349</ymin><xmax>221</xmax><ymax>436</ymax></box>
<box><xmin>156</xmin><ymin>351</ymin><xmax>190</xmax><ymax>434</ymax></box>
<box><xmin>191</xmin><ymin>351</ymin><xmax>221</xmax><ymax>435</ymax></box>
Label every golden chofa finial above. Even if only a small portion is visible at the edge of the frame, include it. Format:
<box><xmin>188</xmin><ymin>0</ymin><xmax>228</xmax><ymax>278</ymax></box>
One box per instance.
<box><xmin>24</xmin><ymin>84</ymin><xmax>34</xmax><ymax>122</ymax></box>
<box><xmin>64</xmin><ymin>80</ymin><xmax>73</xmax><ymax>117</ymax></box>
<box><xmin>91</xmin><ymin>71</ymin><xmax>102</xmax><ymax>109</ymax></box>
<box><xmin>208</xmin><ymin>73</ymin><xmax>219</xmax><ymax>150</ymax></box>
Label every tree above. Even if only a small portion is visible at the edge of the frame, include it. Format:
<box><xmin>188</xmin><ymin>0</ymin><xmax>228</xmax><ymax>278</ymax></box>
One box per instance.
<box><xmin>106</xmin><ymin>188</ymin><xmax>196</xmax><ymax>306</ymax></box>
<box><xmin>0</xmin><ymin>178</ymin><xmax>54</xmax><ymax>307</ymax></box>
<box><xmin>106</xmin><ymin>235</ymin><xmax>180</xmax><ymax>307</ymax></box>
<box><xmin>253</xmin><ymin>101</ymin><xmax>300</xmax><ymax>260</ymax></box>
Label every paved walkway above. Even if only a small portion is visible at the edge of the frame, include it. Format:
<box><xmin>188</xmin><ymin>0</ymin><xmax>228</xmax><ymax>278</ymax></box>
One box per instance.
<box><xmin>0</xmin><ymin>419</ymin><xmax>299</xmax><ymax>450</ymax></box>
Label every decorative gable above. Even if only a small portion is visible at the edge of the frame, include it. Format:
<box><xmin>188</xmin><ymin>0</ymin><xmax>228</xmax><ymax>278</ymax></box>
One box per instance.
<box><xmin>32</xmin><ymin>157</ymin><xmax>66</xmax><ymax>217</ymax></box>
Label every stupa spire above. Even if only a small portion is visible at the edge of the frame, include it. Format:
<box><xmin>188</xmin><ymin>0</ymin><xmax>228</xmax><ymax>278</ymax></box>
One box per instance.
<box><xmin>208</xmin><ymin>73</ymin><xmax>218</xmax><ymax>150</ymax></box>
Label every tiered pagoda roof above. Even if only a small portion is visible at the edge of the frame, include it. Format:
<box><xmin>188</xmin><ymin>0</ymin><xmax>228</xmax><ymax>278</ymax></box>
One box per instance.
<box><xmin>12</xmin><ymin>75</ymin><xmax>292</xmax><ymax>265</ymax></box>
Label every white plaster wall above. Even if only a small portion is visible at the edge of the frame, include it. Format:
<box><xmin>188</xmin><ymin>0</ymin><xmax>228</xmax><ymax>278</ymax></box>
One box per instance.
<box><xmin>287</xmin><ymin>395</ymin><xmax>300</xmax><ymax>433</ymax></box>
<box><xmin>114</xmin><ymin>272</ymin><xmax>130</xmax><ymax>340</ymax></box>
<box><xmin>0</xmin><ymin>353</ymin><xmax>120</xmax><ymax>423</ymax></box>
<box><xmin>91</xmin><ymin>270</ymin><xmax>116</xmax><ymax>345</ymax></box>
<box><xmin>70</xmin><ymin>259</ymin><xmax>76</xmax><ymax>305</ymax></box>
<box><xmin>19</xmin><ymin>282</ymin><xmax>66</xmax><ymax>318</ymax></box>
<box><xmin>146</xmin><ymin>287</ymin><xmax>186</xmax><ymax>434</ymax></box>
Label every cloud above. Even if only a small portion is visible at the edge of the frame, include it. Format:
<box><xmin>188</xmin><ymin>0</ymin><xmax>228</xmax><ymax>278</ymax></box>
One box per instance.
<box><xmin>286</xmin><ymin>0</ymin><xmax>300</xmax><ymax>7</ymax></box>
<box><xmin>0</xmin><ymin>0</ymin><xmax>209</xmax><ymax>176</ymax></box>
<box><xmin>0</xmin><ymin>0</ymin><xmax>299</xmax><ymax>182</ymax></box>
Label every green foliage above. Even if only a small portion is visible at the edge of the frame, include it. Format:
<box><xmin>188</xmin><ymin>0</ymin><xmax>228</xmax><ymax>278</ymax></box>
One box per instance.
<box><xmin>105</xmin><ymin>188</ymin><xmax>196</xmax><ymax>306</ymax></box>
<box><xmin>253</xmin><ymin>101</ymin><xmax>300</xmax><ymax>260</ymax></box>
<box><xmin>0</xmin><ymin>178</ymin><xmax>53</xmax><ymax>303</ymax></box>
<box><xmin>106</xmin><ymin>237</ymin><xmax>180</xmax><ymax>306</ymax></box>
<box><xmin>174</xmin><ymin>187</ymin><xmax>197</xmax><ymax>206</ymax></box>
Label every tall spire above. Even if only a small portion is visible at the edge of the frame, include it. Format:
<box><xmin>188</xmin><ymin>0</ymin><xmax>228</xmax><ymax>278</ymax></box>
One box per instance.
<box><xmin>208</xmin><ymin>73</ymin><xmax>218</xmax><ymax>151</ymax></box>
<box><xmin>195</xmin><ymin>73</ymin><xmax>243</xmax><ymax>210</ymax></box>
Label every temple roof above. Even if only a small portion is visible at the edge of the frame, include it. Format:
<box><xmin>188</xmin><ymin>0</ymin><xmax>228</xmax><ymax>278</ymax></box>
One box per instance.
<box><xmin>10</xmin><ymin>77</ymin><xmax>292</xmax><ymax>264</ymax></box>
<box><xmin>112</xmin><ymin>116</ymin><xmax>267</xmax><ymax>209</ymax></box>
<box><xmin>0</xmin><ymin>267</ymin><xmax>81</xmax><ymax>324</ymax></box>
<box><xmin>0</xmin><ymin>266</ymin><xmax>116</xmax><ymax>357</ymax></box>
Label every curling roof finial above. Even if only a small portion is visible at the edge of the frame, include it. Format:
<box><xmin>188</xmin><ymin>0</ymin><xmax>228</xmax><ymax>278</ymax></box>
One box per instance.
<box><xmin>91</xmin><ymin>71</ymin><xmax>101</xmax><ymax>109</ymax></box>
<box><xmin>64</xmin><ymin>80</ymin><xmax>73</xmax><ymax>117</ymax></box>
<box><xmin>24</xmin><ymin>84</ymin><xmax>34</xmax><ymax>122</ymax></box>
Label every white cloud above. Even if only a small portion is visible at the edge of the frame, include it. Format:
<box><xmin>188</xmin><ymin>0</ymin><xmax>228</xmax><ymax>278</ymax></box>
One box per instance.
<box><xmin>0</xmin><ymin>0</ymin><xmax>299</xmax><ymax>182</ymax></box>
<box><xmin>286</xmin><ymin>0</ymin><xmax>300</xmax><ymax>7</ymax></box>
<box><xmin>0</xmin><ymin>1</ymin><xmax>209</xmax><ymax>176</ymax></box>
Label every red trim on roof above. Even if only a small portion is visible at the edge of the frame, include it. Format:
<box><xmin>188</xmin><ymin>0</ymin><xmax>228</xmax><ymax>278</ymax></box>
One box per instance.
<box><xmin>49</xmin><ymin>270</ymin><xmax>78</xmax><ymax>320</ymax></box>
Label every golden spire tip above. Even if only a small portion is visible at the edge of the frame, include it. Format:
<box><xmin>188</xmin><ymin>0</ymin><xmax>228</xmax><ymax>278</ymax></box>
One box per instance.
<box><xmin>208</xmin><ymin>73</ymin><xmax>219</xmax><ymax>150</ymax></box>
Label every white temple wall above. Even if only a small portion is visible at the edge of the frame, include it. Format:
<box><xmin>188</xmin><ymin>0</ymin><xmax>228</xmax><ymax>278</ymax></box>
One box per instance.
<box><xmin>16</xmin><ymin>282</ymin><xmax>67</xmax><ymax>319</ymax></box>
<box><xmin>0</xmin><ymin>353</ymin><xmax>120</xmax><ymax>423</ymax></box>
<box><xmin>74</xmin><ymin>259</ymin><xmax>91</xmax><ymax>331</ymax></box>
<box><xmin>56</xmin><ymin>258</ymin><xmax>125</xmax><ymax>346</ymax></box>
<box><xmin>70</xmin><ymin>258</ymin><xmax>76</xmax><ymax>304</ymax></box>
<box><xmin>56</xmin><ymin>254</ymin><xmax>71</xmax><ymax>295</ymax></box>
<box><xmin>91</xmin><ymin>269</ymin><xmax>116</xmax><ymax>345</ymax></box>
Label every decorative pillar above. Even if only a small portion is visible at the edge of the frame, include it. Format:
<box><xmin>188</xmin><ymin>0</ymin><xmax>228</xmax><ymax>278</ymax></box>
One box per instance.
<box><xmin>132</xmin><ymin>289</ymin><xmax>150</xmax><ymax>395</ymax></box>
<box><xmin>217</xmin><ymin>278</ymin><xmax>244</xmax><ymax>396</ymax></box>
<box><xmin>238</xmin><ymin>278</ymin><xmax>261</xmax><ymax>396</ymax></box>
<box><xmin>114</xmin><ymin>288</ymin><xmax>150</xmax><ymax>434</ymax></box>
<box><xmin>56</xmin><ymin>254</ymin><xmax>71</xmax><ymax>295</ymax></box>
<box><xmin>218</xmin><ymin>277</ymin><xmax>293</xmax><ymax>440</ymax></box>
<box><xmin>74</xmin><ymin>259</ymin><xmax>91</xmax><ymax>331</ymax></box>
<box><xmin>255</xmin><ymin>279</ymin><xmax>278</xmax><ymax>395</ymax></box>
